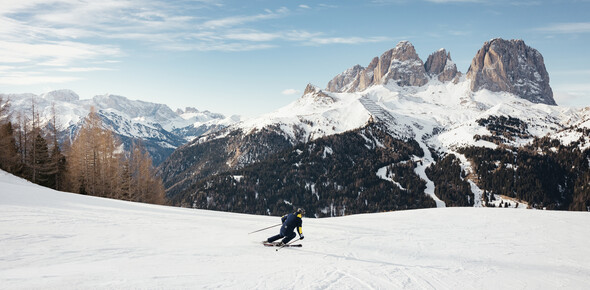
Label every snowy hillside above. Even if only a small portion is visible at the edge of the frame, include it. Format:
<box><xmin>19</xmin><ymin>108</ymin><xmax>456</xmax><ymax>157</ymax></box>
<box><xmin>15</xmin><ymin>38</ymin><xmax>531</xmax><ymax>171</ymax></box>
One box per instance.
<box><xmin>2</xmin><ymin>170</ymin><xmax>590</xmax><ymax>289</ymax></box>
<box><xmin>233</xmin><ymin>78</ymin><xmax>586</xmax><ymax>152</ymax></box>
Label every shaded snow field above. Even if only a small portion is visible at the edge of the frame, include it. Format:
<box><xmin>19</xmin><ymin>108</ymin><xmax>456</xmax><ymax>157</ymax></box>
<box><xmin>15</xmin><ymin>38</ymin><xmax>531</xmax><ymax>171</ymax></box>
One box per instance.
<box><xmin>1</xmin><ymin>170</ymin><xmax>589</xmax><ymax>289</ymax></box>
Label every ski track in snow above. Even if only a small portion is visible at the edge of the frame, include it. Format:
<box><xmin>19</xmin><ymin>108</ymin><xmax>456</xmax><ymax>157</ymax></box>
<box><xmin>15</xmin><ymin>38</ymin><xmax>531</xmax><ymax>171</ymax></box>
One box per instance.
<box><xmin>1</xmin><ymin>170</ymin><xmax>590</xmax><ymax>289</ymax></box>
<box><xmin>413</xmin><ymin>127</ymin><xmax>446</xmax><ymax>208</ymax></box>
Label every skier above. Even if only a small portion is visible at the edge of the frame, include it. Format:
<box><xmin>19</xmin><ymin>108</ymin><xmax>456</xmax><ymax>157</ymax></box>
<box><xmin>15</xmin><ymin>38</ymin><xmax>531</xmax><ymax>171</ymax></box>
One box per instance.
<box><xmin>265</xmin><ymin>208</ymin><xmax>305</xmax><ymax>246</ymax></box>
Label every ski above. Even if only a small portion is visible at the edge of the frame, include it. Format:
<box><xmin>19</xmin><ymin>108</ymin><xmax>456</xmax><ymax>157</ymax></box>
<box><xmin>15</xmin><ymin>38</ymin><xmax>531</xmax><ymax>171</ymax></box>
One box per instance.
<box><xmin>262</xmin><ymin>242</ymin><xmax>302</xmax><ymax>247</ymax></box>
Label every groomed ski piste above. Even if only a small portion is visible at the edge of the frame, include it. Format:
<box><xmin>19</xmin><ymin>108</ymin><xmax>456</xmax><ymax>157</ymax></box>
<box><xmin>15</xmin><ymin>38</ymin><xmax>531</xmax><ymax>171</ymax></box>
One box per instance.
<box><xmin>1</xmin><ymin>170</ymin><xmax>589</xmax><ymax>289</ymax></box>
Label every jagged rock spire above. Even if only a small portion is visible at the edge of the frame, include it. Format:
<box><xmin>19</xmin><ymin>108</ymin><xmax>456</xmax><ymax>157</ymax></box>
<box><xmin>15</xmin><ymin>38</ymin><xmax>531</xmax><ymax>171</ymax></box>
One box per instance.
<box><xmin>326</xmin><ymin>41</ymin><xmax>429</xmax><ymax>93</ymax></box>
<box><xmin>424</xmin><ymin>49</ymin><xmax>460</xmax><ymax>83</ymax></box>
<box><xmin>325</xmin><ymin>38</ymin><xmax>555</xmax><ymax>106</ymax></box>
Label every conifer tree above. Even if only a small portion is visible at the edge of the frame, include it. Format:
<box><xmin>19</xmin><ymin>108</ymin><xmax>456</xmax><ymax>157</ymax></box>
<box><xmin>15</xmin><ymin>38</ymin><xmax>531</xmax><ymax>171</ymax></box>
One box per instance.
<box><xmin>0</xmin><ymin>97</ymin><xmax>22</xmax><ymax>174</ymax></box>
<box><xmin>31</xmin><ymin>133</ymin><xmax>52</xmax><ymax>186</ymax></box>
<box><xmin>46</xmin><ymin>103</ymin><xmax>66</xmax><ymax>190</ymax></box>
<box><xmin>26</xmin><ymin>97</ymin><xmax>41</xmax><ymax>183</ymax></box>
<box><xmin>0</xmin><ymin>121</ymin><xmax>22</xmax><ymax>174</ymax></box>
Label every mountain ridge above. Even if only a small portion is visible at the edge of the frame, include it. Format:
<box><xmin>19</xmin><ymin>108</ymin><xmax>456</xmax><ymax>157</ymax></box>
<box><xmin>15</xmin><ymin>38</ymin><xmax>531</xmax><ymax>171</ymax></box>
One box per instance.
<box><xmin>326</xmin><ymin>38</ymin><xmax>555</xmax><ymax>106</ymax></box>
<box><xmin>159</xmin><ymin>38</ymin><xmax>590</xmax><ymax>214</ymax></box>
<box><xmin>1</xmin><ymin>90</ymin><xmax>240</xmax><ymax>165</ymax></box>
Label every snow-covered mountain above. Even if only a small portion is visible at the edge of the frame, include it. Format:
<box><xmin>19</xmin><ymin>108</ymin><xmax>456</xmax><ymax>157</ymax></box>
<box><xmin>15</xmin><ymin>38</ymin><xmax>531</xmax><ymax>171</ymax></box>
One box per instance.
<box><xmin>1</xmin><ymin>90</ymin><xmax>240</xmax><ymax>165</ymax></box>
<box><xmin>2</xmin><ymin>169</ymin><xmax>590</xmax><ymax>289</ymax></box>
<box><xmin>160</xmin><ymin>38</ymin><xmax>590</xmax><ymax>215</ymax></box>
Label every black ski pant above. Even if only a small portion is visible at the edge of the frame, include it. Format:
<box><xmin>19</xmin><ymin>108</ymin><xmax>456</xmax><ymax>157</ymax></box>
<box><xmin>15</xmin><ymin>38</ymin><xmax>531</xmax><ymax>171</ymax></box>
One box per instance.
<box><xmin>267</xmin><ymin>231</ymin><xmax>296</xmax><ymax>244</ymax></box>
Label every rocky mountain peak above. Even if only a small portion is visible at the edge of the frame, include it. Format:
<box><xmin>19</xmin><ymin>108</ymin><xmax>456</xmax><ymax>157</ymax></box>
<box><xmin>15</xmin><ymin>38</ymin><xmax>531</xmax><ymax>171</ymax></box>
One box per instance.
<box><xmin>176</xmin><ymin>107</ymin><xmax>200</xmax><ymax>115</ymax></box>
<box><xmin>375</xmin><ymin>41</ymin><xmax>428</xmax><ymax>87</ymax></box>
<box><xmin>304</xmin><ymin>83</ymin><xmax>320</xmax><ymax>95</ymax></box>
<box><xmin>389</xmin><ymin>40</ymin><xmax>420</xmax><ymax>62</ymax></box>
<box><xmin>324</xmin><ymin>39</ymin><xmax>555</xmax><ymax>106</ymax></box>
<box><xmin>325</xmin><ymin>41</ymin><xmax>440</xmax><ymax>93</ymax></box>
<box><xmin>424</xmin><ymin>49</ymin><xmax>460</xmax><ymax>83</ymax></box>
<box><xmin>326</xmin><ymin>65</ymin><xmax>363</xmax><ymax>93</ymax></box>
<box><xmin>40</xmin><ymin>89</ymin><xmax>80</xmax><ymax>102</ymax></box>
<box><xmin>303</xmin><ymin>83</ymin><xmax>335</xmax><ymax>104</ymax></box>
<box><xmin>466</xmin><ymin>38</ymin><xmax>555</xmax><ymax>105</ymax></box>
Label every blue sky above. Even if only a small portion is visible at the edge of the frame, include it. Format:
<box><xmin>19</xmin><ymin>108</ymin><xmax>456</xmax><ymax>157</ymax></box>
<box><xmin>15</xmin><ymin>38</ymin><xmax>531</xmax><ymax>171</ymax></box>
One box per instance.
<box><xmin>1</xmin><ymin>0</ymin><xmax>589</xmax><ymax>117</ymax></box>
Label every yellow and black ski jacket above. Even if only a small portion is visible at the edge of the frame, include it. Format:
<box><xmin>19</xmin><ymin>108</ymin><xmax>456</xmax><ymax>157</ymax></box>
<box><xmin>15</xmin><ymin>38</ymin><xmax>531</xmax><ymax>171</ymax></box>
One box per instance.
<box><xmin>280</xmin><ymin>212</ymin><xmax>303</xmax><ymax>237</ymax></box>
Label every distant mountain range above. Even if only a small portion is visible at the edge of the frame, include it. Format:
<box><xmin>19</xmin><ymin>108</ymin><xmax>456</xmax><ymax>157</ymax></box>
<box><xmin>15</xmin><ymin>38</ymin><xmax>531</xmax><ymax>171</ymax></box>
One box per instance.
<box><xmin>1</xmin><ymin>90</ymin><xmax>240</xmax><ymax>165</ymax></box>
<box><xmin>158</xmin><ymin>38</ymin><xmax>590</xmax><ymax>216</ymax></box>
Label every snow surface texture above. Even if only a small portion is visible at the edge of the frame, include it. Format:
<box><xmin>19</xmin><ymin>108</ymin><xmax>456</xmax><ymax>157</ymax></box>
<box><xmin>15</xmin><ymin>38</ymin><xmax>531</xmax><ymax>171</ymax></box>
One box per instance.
<box><xmin>1</xmin><ymin>170</ymin><xmax>590</xmax><ymax>289</ymax></box>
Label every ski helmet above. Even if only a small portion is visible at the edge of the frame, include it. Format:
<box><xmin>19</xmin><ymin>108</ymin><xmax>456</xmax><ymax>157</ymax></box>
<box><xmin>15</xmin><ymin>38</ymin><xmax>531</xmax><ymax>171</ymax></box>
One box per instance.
<box><xmin>297</xmin><ymin>208</ymin><xmax>305</xmax><ymax>215</ymax></box>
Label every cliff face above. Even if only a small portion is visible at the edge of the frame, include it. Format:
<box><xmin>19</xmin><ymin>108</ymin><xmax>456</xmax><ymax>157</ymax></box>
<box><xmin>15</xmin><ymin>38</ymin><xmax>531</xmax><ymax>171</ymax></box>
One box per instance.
<box><xmin>327</xmin><ymin>38</ymin><xmax>555</xmax><ymax>106</ymax></box>
<box><xmin>424</xmin><ymin>49</ymin><xmax>460</xmax><ymax>83</ymax></box>
<box><xmin>326</xmin><ymin>41</ymin><xmax>429</xmax><ymax>93</ymax></box>
<box><xmin>326</xmin><ymin>65</ymin><xmax>364</xmax><ymax>93</ymax></box>
<box><xmin>378</xmin><ymin>41</ymin><xmax>429</xmax><ymax>87</ymax></box>
<box><xmin>466</xmin><ymin>38</ymin><xmax>555</xmax><ymax>105</ymax></box>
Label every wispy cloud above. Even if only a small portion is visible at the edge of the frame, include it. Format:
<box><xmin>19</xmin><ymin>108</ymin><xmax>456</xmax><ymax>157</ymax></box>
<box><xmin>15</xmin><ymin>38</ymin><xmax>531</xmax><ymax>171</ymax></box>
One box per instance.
<box><xmin>536</xmin><ymin>22</ymin><xmax>590</xmax><ymax>34</ymax></box>
<box><xmin>0</xmin><ymin>71</ymin><xmax>81</xmax><ymax>85</ymax></box>
<box><xmin>0</xmin><ymin>0</ymin><xmax>142</xmax><ymax>85</ymax></box>
<box><xmin>162</xmin><ymin>42</ymin><xmax>277</xmax><ymax>52</ymax></box>
<box><xmin>373</xmin><ymin>0</ymin><xmax>537</xmax><ymax>5</ymax></box>
<box><xmin>217</xmin><ymin>29</ymin><xmax>388</xmax><ymax>46</ymax></box>
<box><xmin>202</xmin><ymin>7</ymin><xmax>289</xmax><ymax>29</ymax></box>
<box><xmin>0</xmin><ymin>40</ymin><xmax>120</xmax><ymax>67</ymax></box>
<box><xmin>307</xmin><ymin>36</ymin><xmax>391</xmax><ymax>45</ymax></box>
<box><xmin>281</xmin><ymin>89</ymin><xmax>300</xmax><ymax>95</ymax></box>
<box><xmin>553</xmin><ymin>85</ymin><xmax>590</xmax><ymax>108</ymax></box>
<box><xmin>223</xmin><ymin>31</ymin><xmax>282</xmax><ymax>42</ymax></box>
<box><xmin>1</xmin><ymin>1</ymin><xmax>389</xmax><ymax>54</ymax></box>
<box><xmin>425</xmin><ymin>0</ymin><xmax>483</xmax><ymax>3</ymax></box>
<box><xmin>55</xmin><ymin>67</ymin><xmax>115</xmax><ymax>72</ymax></box>
<box><xmin>0</xmin><ymin>0</ymin><xmax>391</xmax><ymax>86</ymax></box>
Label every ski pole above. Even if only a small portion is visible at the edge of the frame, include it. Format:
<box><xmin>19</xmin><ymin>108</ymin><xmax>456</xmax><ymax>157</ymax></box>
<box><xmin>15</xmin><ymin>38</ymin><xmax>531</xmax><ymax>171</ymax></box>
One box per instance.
<box><xmin>276</xmin><ymin>239</ymin><xmax>301</xmax><ymax>252</ymax></box>
<box><xmin>248</xmin><ymin>223</ymin><xmax>281</xmax><ymax>235</ymax></box>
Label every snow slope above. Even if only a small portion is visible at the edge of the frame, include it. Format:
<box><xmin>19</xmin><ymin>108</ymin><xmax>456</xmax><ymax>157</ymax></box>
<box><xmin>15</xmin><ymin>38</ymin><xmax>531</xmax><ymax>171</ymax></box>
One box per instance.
<box><xmin>1</xmin><ymin>170</ymin><xmax>590</xmax><ymax>289</ymax></box>
<box><xmin>217</xmin><ymin>78</ymin><xmax>587</xmax><ymax>171</ymax></box>
<box><xmin>228</xmin><ymin>77</ymin><xmax>589</xmax><ymax>153</ymax></box>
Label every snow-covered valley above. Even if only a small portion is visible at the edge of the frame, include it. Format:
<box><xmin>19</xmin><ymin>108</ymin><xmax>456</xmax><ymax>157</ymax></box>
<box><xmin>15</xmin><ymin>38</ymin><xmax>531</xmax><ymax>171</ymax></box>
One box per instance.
<box><xmin>1</xmin><ymin>170</ymin><xmax>589</xmax><ymax>289</ymax></box>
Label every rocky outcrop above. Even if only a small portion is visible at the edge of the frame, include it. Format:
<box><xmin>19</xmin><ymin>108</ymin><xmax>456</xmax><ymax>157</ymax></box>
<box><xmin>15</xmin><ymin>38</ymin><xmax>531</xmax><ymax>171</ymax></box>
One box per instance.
<box><xmin>40</xmin><ymin>89</ymin><xmax>80</xmax><ymax>102</ymax></box>
<box><xmin>466</xmin><ymin>38</ymin><xmax>555</xmax><ymax>105</ymax></box>
<box><xmin>358</xmin><ymin>57</ymin><xmax>379</xmax><ymax>91</ymax></box>
<box><xmin>326</xmin><ymin>65</ymin><xmax>363</xmax><ymax>92</ymax></box>
<box><xmin>326</xmin><ymin>38</ymin><xmax>555</xmax><ymax>106</ymax></box>
<box><xmin>303</xmin><ymin>84</ymin><xmax>335</xmax><ymax>103</ymax></box>
<box><xmin>326</xmin><ymin>41</ymin><xmax>429</xmax><ymax>93</ymax></box>
<box><xmin>424</xmin><ymin>49</ymin><xmax>460</xmax><ymax>83</ymax></box>
<box><xmin>379</xmin><ymin>41</ymin><xmax>429</xmax><ymax>87</ymax></box>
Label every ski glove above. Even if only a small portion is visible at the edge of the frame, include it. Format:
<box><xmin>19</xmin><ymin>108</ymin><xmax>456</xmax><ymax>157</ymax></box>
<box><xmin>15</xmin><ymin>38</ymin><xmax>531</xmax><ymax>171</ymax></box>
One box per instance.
<box><xmin>300</xmin><ymin>235</ymin><xmax>304</xmax><ymax>240</ymax></box>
